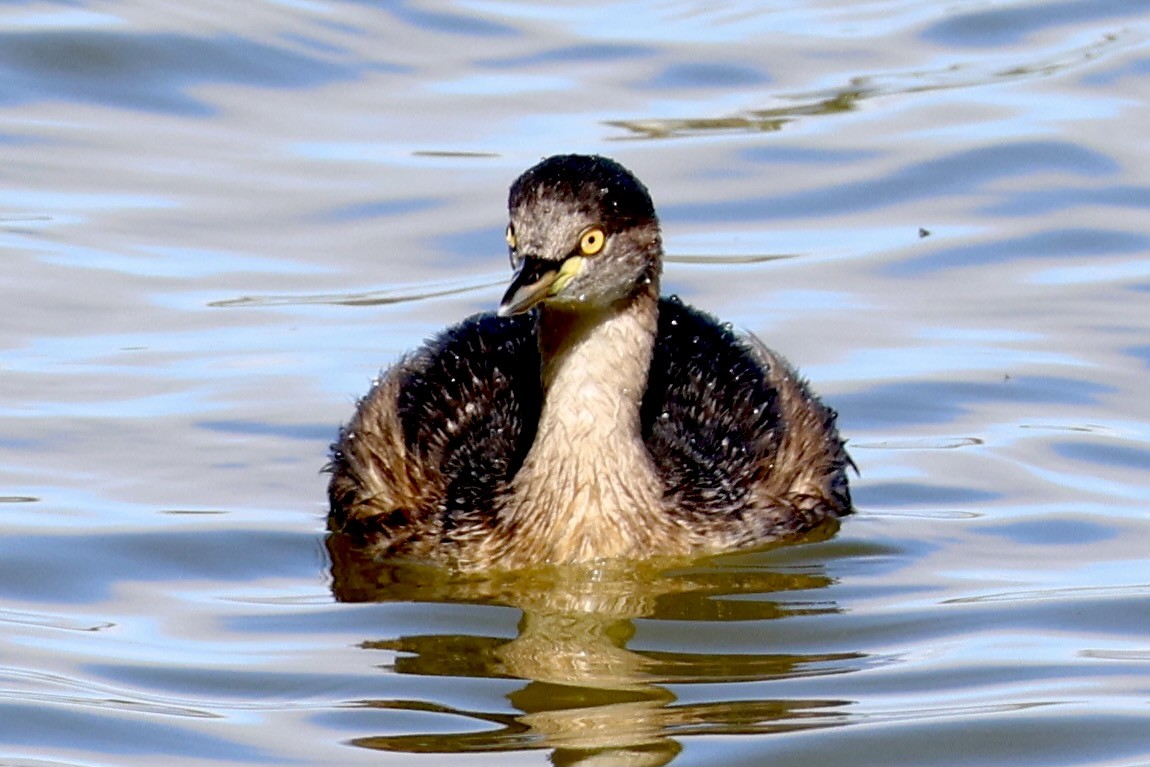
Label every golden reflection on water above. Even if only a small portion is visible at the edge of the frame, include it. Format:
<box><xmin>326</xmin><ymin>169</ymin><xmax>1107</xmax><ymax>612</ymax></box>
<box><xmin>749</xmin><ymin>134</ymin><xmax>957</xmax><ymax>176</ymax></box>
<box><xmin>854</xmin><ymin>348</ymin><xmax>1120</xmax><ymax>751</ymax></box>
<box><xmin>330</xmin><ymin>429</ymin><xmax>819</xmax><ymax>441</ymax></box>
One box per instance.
<box><xmin>327</xmin><ymin>529</ymin><xmax>860</xmax><ymax>766</ymax></box>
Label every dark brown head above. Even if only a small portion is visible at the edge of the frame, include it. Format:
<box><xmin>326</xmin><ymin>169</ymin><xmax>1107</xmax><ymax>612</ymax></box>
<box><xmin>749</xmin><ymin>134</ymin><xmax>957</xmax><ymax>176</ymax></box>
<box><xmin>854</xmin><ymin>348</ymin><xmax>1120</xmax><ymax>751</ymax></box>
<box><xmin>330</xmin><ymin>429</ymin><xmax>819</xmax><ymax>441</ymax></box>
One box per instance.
<box><xmin>498</xmin><ymin>155</ymin><xmax>662</xmax><ymax>317</ymax></box>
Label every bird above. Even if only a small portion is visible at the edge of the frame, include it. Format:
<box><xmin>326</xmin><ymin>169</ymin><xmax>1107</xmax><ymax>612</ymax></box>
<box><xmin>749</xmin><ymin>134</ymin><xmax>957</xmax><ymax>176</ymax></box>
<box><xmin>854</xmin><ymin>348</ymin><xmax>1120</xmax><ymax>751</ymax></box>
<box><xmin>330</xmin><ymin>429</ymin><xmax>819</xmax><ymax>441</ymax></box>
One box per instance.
<box><xmin>326</xmin><ymin>154</ymin><xmax>852</xmax><ymax>571</ymax></box>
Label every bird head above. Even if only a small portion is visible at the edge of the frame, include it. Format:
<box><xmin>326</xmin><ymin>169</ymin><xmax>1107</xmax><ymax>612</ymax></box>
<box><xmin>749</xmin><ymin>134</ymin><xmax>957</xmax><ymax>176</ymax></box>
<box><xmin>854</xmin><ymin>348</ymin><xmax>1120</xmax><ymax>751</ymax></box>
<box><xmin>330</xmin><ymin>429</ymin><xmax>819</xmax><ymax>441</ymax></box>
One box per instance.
<box><xmin>498</xmin><ymin>154</ymin><xmax>662</xmax><ymax>317</ymax></box>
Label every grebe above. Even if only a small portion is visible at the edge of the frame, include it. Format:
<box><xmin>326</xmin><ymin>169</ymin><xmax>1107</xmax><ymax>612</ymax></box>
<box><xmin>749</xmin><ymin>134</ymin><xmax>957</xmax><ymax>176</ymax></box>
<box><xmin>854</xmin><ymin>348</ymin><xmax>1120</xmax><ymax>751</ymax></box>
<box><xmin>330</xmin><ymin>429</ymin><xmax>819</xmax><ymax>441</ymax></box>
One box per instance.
<box><xmin>327</xmin><ymin>154</ymin><xmax>852</xmax><ymax>570</ymax></box>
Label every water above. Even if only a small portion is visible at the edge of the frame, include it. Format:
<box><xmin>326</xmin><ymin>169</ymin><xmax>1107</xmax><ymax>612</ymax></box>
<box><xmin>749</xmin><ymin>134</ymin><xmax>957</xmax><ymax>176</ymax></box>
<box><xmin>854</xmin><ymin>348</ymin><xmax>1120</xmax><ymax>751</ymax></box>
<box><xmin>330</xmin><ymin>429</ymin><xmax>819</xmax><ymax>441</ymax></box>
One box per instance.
<box><xmin>2</xmin><ymin>1</ymin><xmax>1150</xmax><ymax>765</ymax></box>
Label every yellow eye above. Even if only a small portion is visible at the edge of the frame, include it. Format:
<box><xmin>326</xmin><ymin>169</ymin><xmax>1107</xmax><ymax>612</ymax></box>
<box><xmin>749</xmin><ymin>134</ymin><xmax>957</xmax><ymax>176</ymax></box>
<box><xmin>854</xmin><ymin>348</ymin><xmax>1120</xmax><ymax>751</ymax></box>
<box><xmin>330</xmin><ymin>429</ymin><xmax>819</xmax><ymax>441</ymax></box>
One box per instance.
<box><xmin>505</xmin><ymin>225</ymin><xmax>517</xmax><ymax>249</ymax></box>
<box><xmin>579</xmin><ymin>227</ymin><xmax>605</xmax><ymax>256</ymax></box>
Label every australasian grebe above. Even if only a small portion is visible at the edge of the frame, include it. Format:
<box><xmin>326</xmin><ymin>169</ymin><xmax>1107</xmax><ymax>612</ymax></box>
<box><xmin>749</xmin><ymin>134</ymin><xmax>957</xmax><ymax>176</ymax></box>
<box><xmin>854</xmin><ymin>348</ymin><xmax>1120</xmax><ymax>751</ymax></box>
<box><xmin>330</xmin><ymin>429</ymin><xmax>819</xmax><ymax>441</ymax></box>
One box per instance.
<box><xmin>327</xmin><ymin>154</ymin><xmax>853</xmax><ymax>570</ymax></box>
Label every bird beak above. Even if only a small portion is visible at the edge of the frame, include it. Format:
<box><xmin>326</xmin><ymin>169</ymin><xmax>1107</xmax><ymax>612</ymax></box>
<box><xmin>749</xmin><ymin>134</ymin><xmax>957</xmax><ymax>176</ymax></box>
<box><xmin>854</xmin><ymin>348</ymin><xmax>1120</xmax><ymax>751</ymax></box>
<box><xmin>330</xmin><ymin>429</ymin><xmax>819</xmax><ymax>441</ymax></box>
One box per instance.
<box><xmin>497</xmin><ymin>256</ymin><xmax>583</xmax><ymax>317</ymax></box>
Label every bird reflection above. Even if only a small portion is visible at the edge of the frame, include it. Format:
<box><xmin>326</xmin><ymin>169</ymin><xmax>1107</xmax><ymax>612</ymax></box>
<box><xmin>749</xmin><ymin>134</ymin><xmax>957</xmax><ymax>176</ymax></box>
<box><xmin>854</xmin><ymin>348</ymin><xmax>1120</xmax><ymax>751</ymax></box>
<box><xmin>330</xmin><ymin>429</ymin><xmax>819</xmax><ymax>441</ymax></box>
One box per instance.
<box><xmin>327</xmin><ymin>527</ymin><xmax>862</xmax><ymax>766</ymax></box>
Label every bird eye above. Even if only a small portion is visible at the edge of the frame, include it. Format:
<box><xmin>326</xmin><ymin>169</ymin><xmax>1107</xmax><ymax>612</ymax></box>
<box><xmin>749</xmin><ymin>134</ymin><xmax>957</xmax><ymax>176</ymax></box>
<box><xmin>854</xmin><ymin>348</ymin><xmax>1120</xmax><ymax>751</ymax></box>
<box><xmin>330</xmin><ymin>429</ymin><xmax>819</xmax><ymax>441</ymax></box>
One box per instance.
<box><xmin>506</xmin><ymin>225</ymin><xmax>522</xmax><ymax>268</ymax></box>
<box><xmin>579</xmin><ymin>227</ymin><xmax>606</xmax><ymax>256</ymax></box>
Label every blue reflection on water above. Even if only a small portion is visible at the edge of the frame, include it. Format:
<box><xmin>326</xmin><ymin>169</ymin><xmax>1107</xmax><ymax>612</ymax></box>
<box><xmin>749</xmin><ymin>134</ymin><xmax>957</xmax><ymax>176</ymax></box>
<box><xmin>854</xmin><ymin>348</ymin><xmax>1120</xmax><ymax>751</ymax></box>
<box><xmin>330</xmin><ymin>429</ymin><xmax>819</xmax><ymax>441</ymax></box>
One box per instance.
<box><xmin>0</xmin><ymin>30</ymin><xmax>362</xmax><ymax>114</ymax></box>
<box><xmin>835</xmin><ymin>376</ymin><xmax>1115</xmax><ymax>429</ymax></box>
<box><xmin>892</xmin><ymin>228</ymin><xmax>1150</xmax><ymax>276</ymax></box>
<box><xmin>923</xmin><ymin>0</ymin><xmax>1149</xmax><ymax>47</ymax></box>
<box><xmin>664</xmin><ymin>142</ymin><xmax>1115</xmax><ymax>224</ymax></box>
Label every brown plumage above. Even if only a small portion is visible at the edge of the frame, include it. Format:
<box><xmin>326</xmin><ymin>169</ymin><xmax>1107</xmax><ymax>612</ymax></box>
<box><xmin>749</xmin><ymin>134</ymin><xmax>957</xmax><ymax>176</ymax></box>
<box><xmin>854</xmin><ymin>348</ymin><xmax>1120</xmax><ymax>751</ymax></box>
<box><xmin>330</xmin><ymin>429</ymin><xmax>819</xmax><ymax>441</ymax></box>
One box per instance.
<box><xmin>327</xmin><ymin>154</ymin><xmax>853</xmax><ymax>571</ymax></box>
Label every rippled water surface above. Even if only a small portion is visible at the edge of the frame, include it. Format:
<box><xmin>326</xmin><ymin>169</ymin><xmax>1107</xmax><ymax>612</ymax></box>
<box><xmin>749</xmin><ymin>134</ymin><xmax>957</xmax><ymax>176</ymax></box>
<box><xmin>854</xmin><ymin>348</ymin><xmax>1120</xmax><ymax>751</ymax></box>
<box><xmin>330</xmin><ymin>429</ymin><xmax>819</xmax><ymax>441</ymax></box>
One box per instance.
<box><xmin>3</xmin><ymin>1</ymin><xmax>1150</xmax><ymax>765</ymax></box>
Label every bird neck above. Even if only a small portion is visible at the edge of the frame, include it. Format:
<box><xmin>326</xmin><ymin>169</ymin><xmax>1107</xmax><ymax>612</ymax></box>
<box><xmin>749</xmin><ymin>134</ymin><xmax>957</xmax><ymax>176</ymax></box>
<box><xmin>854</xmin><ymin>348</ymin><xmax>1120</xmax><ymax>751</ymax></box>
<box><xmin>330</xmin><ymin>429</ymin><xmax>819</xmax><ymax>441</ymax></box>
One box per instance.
<box><xmin>537</xmin><ymin>284</ymin><xmax>658</xmax><ymax>406</ymax></box>
<box><xmin>498</xmin><ymin>280</ymin><xmax>677</xmax><ymax>564</ymax></box>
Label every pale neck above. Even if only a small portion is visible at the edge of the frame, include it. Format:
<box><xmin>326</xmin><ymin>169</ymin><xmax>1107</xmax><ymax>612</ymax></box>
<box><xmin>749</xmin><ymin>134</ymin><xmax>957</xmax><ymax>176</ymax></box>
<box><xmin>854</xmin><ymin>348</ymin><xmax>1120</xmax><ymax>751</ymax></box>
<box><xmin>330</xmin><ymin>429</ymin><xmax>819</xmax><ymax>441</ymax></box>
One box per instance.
<box><xmin>537</xmin><ymin>284</ymin><xmax>658</xmax><ymax>417</ymax></box>
<box><xmin>498</xmin><ymin>282</ymin><xmax>674</xmax><ymax>563</ymax></box>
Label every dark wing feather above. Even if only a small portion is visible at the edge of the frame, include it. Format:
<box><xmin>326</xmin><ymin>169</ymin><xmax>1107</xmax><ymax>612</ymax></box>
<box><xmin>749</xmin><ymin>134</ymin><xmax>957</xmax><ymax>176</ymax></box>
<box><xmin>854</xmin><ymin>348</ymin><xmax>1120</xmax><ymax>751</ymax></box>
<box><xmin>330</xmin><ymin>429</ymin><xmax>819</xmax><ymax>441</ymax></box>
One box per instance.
<box><xmin>641</xmin><ymin>298</ymin><xmax>783</xmax><ymax>521</ymax></box>
<box><xmin>328</xmin><ymin>311</ymin><xmax>540</xmax><ymax>549</ymax></box>
<box><xmin>394</xmin><ymin>311</ymin><xmax>542</xmax><ymax>528</ymax></box>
